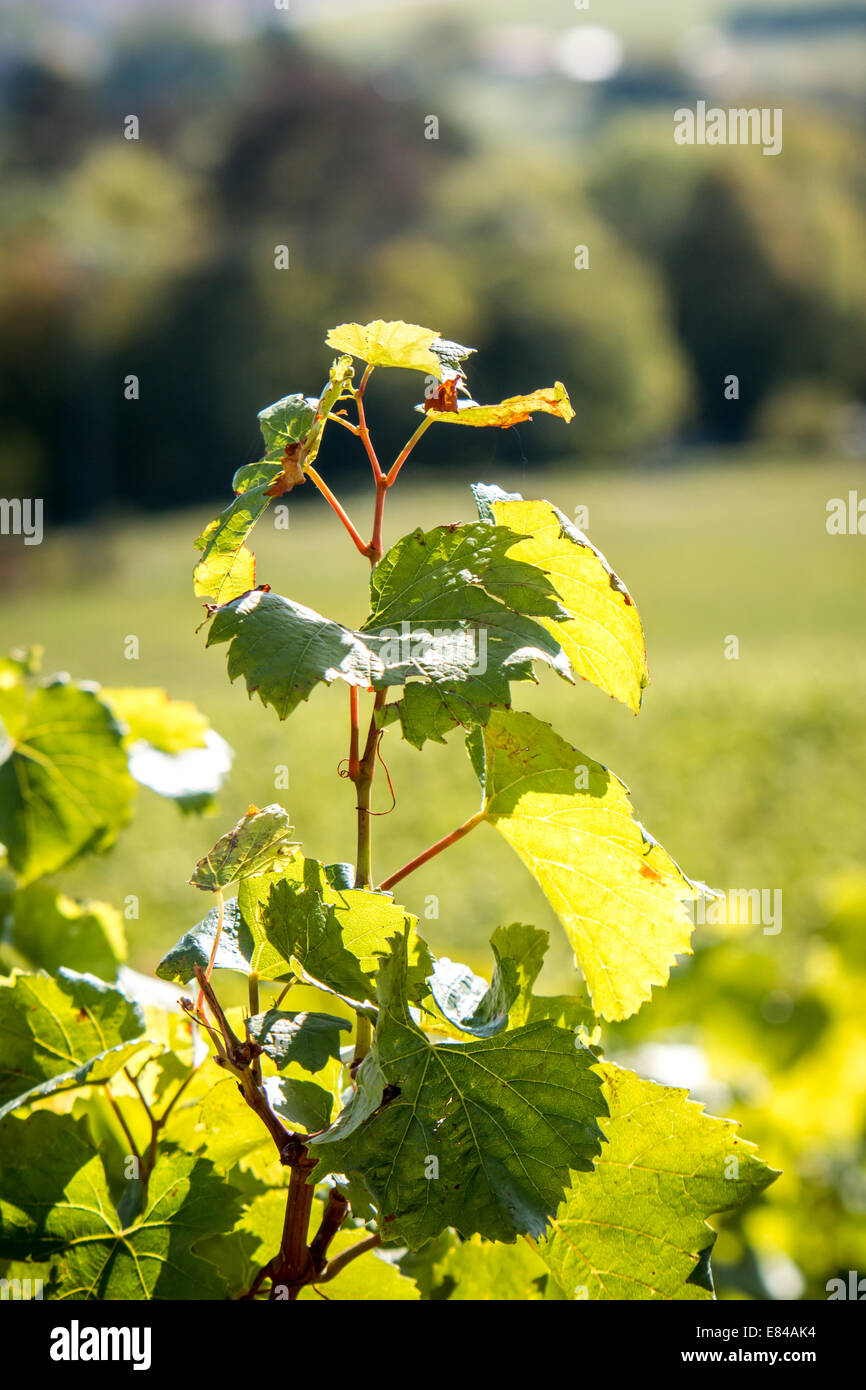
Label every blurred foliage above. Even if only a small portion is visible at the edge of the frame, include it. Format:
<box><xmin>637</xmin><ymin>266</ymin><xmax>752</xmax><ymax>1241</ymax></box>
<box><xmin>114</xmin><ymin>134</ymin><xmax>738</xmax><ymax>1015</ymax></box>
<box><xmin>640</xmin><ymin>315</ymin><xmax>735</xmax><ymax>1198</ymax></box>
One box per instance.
<box><xmin>0</xmin><ymin>8</ymin><xmax>864</xmax><ymax>518</ymax></box>
<box><xmin>590</xmin><ymin>110</ymin><xmax>866</xmax><ymax>441</ymax></box>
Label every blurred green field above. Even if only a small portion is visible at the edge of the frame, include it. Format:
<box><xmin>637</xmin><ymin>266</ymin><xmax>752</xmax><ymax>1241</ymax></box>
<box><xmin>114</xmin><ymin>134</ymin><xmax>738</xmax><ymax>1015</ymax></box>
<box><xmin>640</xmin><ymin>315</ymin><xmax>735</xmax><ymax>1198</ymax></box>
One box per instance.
<box><xmin>2</xmin><ymin>450</ymin><xmax>864</xmax><ymax>993</ymax></box>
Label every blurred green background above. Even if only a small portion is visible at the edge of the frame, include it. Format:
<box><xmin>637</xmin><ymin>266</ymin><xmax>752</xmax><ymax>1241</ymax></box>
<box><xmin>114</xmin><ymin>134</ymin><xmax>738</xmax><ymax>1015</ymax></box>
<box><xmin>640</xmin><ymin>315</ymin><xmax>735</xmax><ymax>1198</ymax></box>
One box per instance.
<box><xmin>1</xmin><ymin>0</ymin><xmax>866</xmax><ymax>1301</ymax></box>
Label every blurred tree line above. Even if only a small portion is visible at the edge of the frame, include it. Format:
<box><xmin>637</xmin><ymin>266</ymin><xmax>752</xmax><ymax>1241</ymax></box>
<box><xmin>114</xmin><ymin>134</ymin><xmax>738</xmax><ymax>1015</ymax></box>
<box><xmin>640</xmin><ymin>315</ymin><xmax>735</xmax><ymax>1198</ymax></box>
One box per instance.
<box><xmin>1</xmin><ymin>19</ymin><xmax>865</xmax><ymax>521</ymax></box>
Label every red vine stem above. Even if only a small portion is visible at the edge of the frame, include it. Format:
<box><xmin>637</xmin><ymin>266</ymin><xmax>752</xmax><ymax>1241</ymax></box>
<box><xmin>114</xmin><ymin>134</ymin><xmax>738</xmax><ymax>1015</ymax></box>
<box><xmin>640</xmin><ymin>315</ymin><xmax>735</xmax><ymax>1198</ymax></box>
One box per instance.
<box><xmin>368</xmin><ymin>477</ymin><xmax>388</xmax><ymax>564</ymax></box>
<box><xmin>353</xmin><ymin>689</ymin><xmax>387</xmax><ymax>890</ymax></box>
<box><xmin>378</xmin><ymin>809</ymin><xmax>487</xmax><ymax>893</ymax></box>
<box><xmin>355</xmin><ymin>365</ymin><xmax>382</xmax><ymax>481</ymax></box>
<box><xmin>348</xmin><ymin>686</ymin><xmax>361</xmax><ymax>781</ymax></box>
<box><xmin>386</xmin><ymin>415</ymin><xmax>432</xmax><ymax>486</ymax></box>
<box><xmin>306</xmin><ymin>464</ymin><xmax>369</xmax><ymax>557</ymax></box>
<box><xmin>326</xmin><ymin>413</ymin><xmax>360</xmax><ymax>436</ymax></box>
<box><xmin>195</xmin><ymin>886</ymin><xmax>224</xmax><ymax>1013</ymax></box>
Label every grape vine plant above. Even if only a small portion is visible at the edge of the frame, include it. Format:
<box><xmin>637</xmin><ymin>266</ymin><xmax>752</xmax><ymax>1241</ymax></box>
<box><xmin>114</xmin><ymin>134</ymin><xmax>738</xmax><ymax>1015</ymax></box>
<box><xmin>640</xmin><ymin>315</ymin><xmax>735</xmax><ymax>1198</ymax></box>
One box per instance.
<box><xmin>0</xmin><ymin>320</ymin><xmax>779</xmax><ymax>1301</ymax></box>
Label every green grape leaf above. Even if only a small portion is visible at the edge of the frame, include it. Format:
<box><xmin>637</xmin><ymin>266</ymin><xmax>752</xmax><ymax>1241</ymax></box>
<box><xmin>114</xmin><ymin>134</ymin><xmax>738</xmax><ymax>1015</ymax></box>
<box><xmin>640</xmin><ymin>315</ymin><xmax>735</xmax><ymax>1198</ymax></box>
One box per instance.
<box><xmin>428</xmin><ymin>923</ymin><xmax>594</xmax><ymax>1040</ymax></box>
<box><xmin>256</xmin><ymin>859</ymin><xmax>430</xmax><ymax>1003</ymax></box>
<box><xmin>257</xmin><ymin>394</ymin><xmax>317</xmax><ymax>462</ymax></box>
<box><xmin>0</xmin><ymin>679</ymin><xmax>134</xmax><ymax>885</ymax></box>
<box><xmin>195</xmin><ymin>1187</ymin><xmax>286</xmax><ymax>1297</ymax></box>
<box><xmin>434</xmin><ymin>1232</ymin><xmax>548</xmax><ymax>1300</ymax></box>
<box><xmin>363</xmin><ymin>522</ymin><xmax>567</xmax><ymax>628</ymax></box>
<box><xmin>236</xmin><ymin>858</ymin><xmax>354</xmax><ymax>940</ymax></box>
<box><xmin>421</xmin><ymin>381</ymin><xmax>574</xmax><ymax>428</ymax></box>
<box><xmin>8</xmin><ymin>882</ymin><xmax>126</xmax><ymax>979</ymax></box>
<box><xmin>0</xmin><ymin>651</ymin><xmax>43</xmax><ymax>740</ymax></box>
<box><xmin>208</xmin><ymin>523</ymin><xmax>573</xmax><ymax>729</ymax></box>
<box><xmin>0</xmin><ymin>969</ymin><xmax>147</xmax><ymax>1119</ymax></box>
<box><xmin>318</xmin><ymin>1049</ymin><xmax>389</xmax><ymax>1149</ymax></box>
<box><xmin>232</xmin><ymin>461</ymin><xmax>285</xmax><ymax>495</ymax></box>
<box><xmin>538</xmin><ymin>1063</ymin><xmax>781</xmax><ymax>1300</ymax></box>
<box><xmin>468</xmin><ymin>708</ymin><xmax>706</xmax><ymax>1022</ymax></box>
<box><xmin>427</xmin><ymin>953</ymin><xmax>515</xmax><ymax>1038</ymax></box>
<box><xmin>363</xmin><ymin>522</ymin><xmax>573</xmax><ymax>747</ymax></box>
<box><xmin>0</xmin><ymin>1040</ymin><xmax>152</xmax><ymax>1123</ymax></box>
<box><xmin>489</xmin><ymin>923</ymin><xmax>597</xmax><ymax>1037</ymax></box>
<box><xmin>247</xmin><ymin>1009</ymin><xmax>351</xmax><ymax>1074</ymax></box>
<box><xmin>206</xmin><ymin>589</ymin><xmax>382</xmax><ymax>719</ymax></box>
<box><xmin>193</xmin><ymin>363</ymin><xmax>353</xmax><ymax>611</ymax></box>
<box><xmin>268</xmin><ymin>1076</ymin><xmax>333</xmax><ymax>1133</ymax></box>
<box><xmin>310</xmin><ymin>933</ymin><xmax>607</xmax><ymax>1249</ymax></box>
<box><xmin>380</xmin><ymin>671</ymin><xmax>520</xmax><ymax>750</ymax></box>
<box><xmin>473</xmin><ymin>485</ymin><xmax>648</xmax><ymax>714</ymax></box>
<box><xmin>326</xmin><ymin>319</ymin><xmax>444</xmax><ymax>376</ymax></box>
<box><xmin>156</xmin><ymin>897</ymin><xmax>252</xmax><ymax>983</ymax></box>
<box><xmin>188</xmin><ymin>803</ymin><xmax>296</xmax><ymax>891</ymax></box>
<box><xmin>0</xmin><ymin>1112</ymin><xmax>241</xmax><ymax>1299</ymax></box>
<box><xmin>194</xmin><ymin>1077</ymin><xmax>274</xmax><ymax>1171</ymax></box>
<box><xmin>99</xmin><ymin>687</ymin><xmax>209</xmax><ymax>753</ymax></box>
<box><xmin>193</xmin><ymin>463</ymin><xmax>283</xmax><ymax>606</ymax></box>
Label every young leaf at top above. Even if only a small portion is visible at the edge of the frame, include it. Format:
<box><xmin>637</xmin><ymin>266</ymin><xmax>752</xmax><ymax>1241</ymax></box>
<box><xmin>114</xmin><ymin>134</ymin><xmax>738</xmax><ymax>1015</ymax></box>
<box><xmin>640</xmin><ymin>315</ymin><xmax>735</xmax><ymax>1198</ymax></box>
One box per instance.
<box><xmin>473</xmin><ymin>484</ymin><xmax>649</xmax><ymax>713</ymax></box>
<box><xmin>0</xmin><ymin>1112</ymin><xmax>242</xmax><ymax>1299</ymax></box>
<box><xmin>0</xmin><ymin>968</ymin><xmax>147</xmax><ymax>1120</ymax></box>
<box><xmin>195</xmin><ymin>387</ymin><xmax>325</xmax><ymax>607</ymax></box>
<box><xmin>0</xmin><ymin>678</ymin><xmax>134</xmax><ymax>885</ymax></box>
<box><xmin>538</xmin><ymin>1063</ymin><xmax>781</xmax><ymax>1300</ymax></box>
<box><xmin>325</xmin><ymin>319</ymin><xmax>445</xmax><ymax>377</ymax></box>
<box><xmin>188</xmin><ymin>803</ymin><xmax>296</xmax><ymax>892</ymax></box>
<box><xmin>420</xmin><ymin>381</ymin><xmax>574</xmax><ymax>428</ymax></box>
<box><xmin>310</xmin><ymin>932</ymin><xmax>607</xmax><ymax>1249</ymax></box>
<box><xmin>467</xmin><ymin>708</ymin><xmax>708</xmax><ymax>1022</ymax></box>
